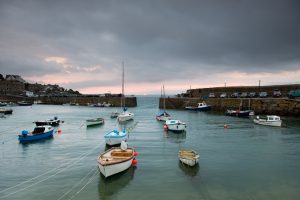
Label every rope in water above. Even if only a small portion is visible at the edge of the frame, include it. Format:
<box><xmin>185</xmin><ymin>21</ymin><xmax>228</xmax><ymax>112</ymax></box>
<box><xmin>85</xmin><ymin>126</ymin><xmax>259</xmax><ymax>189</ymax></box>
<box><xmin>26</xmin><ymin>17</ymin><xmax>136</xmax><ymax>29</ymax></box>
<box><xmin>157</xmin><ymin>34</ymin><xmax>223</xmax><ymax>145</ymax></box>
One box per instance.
<box><xmin>67</xmin><ymin>170</ymin><xmax>100</xmax><ymax>200</ymax></box>
<box><xmin>0</xmin><ymin>145</ymin><xmax>100</xmax><ymax>199</ymax></box>
<box><xmin>56</xmin><ymin>167</ymin><xmax>98</xmax><ymax>200</ymax></box>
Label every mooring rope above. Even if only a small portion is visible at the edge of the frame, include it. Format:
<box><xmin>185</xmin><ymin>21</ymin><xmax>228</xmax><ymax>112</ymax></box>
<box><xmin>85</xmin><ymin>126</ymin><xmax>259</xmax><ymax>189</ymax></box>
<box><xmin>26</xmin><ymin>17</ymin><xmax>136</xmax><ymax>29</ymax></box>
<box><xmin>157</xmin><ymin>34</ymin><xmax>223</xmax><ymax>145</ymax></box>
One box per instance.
<box><xmin>56</xmin><ymin>167</ymin><xmax>98</xmax><ymax>200</ymax></box>
<box><xmin>0</xmin><ymin>145</ymin><xmax>100</xmax><ymax>198</ymax></box>
<box><xmin>67</xmin><ymin>169</ymin><xmax>100</xmax><ymax>200</ymax></box>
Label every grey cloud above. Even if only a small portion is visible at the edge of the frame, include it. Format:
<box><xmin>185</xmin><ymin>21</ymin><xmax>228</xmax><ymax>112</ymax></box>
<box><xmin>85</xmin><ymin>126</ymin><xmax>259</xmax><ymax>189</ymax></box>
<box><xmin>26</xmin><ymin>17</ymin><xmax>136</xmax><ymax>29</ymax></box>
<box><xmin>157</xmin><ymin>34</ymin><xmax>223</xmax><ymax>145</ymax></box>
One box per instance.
<box><xmin>1</xmin><ymin>0</ymin><xmax>300</xmax><ymax>91</ymax></box>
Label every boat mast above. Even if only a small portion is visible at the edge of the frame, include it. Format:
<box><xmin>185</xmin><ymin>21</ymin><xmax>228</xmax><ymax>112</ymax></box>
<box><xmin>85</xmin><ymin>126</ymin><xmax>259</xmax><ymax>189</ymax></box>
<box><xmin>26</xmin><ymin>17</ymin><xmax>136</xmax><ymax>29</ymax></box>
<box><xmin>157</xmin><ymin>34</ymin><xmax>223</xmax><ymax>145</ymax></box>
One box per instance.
<box><xmin>122</xmin><ymin>61</ymin><xmax>125</xmax><ymax>109</ymax></box>
<box><xmin>163</xmin><ymin>85</ymin><xmax>166</xmax><ymax>111</ymax></box>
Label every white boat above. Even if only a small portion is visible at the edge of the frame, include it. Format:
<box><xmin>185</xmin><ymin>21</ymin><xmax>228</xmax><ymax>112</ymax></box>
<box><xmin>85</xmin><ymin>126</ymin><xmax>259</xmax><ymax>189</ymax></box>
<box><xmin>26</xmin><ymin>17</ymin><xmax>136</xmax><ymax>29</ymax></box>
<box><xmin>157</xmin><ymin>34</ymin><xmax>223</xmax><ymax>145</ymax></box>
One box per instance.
<box><xmin>178</xmin><ymin>150</ymin><xmax>200</xmax><ymax>167</ymax></box>
<box><xmin>117</xmin><ymin>62</ymin><xmax>134</xmax><ymax>123</ymax></box>
<box><xmin>253</xmin><ymin>115</ymin><xmax>282</xmax><ymax>127</ymax></box>
<box><xmin>156</xmin><ymin>85</ymin><xmax>171</xmax><ymax>121</ymax></box>
<box><xmin>104</xmin><ymin>129</ymin><xmax>128</xmax><ymax>146</ymax></box>
<box><xmin>86</xmin><ymin>118</ymin><xmax>104</xmax><ymax>127</ymax></box>
<box><xmin>165</xmin><ymin>120</ymin><xmax>187</xmax><ymax>132</ymax></box>
<box><xmin>118</xmin><ymin>109</ymin><xmax>134</xmax><ymax>122</ymax></box>
<box><xmin>97</xmin><ymin>142</ymin><xmax>135</xmax><ymax>178</ymax></box>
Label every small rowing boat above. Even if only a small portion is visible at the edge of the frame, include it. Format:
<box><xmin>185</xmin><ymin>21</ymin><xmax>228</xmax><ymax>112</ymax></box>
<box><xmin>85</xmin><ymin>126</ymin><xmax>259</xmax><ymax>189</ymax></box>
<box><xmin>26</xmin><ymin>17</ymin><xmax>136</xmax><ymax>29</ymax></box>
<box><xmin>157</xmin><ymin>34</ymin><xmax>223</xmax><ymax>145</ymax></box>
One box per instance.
<box><xmin>178</xmin><ymin>150</ymin><xmax>199</xmax><ymax>167</ymax></box>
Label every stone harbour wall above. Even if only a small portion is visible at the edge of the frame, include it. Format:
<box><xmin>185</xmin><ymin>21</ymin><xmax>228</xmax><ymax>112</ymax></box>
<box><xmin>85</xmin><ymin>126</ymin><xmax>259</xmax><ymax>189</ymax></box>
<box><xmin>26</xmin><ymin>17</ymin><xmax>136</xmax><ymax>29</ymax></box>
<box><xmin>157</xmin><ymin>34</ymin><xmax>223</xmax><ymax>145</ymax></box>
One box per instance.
<box><xmin>160</xmin><ymin>97</ymin><xmax>300</xmax><ymax>116</ymax></box>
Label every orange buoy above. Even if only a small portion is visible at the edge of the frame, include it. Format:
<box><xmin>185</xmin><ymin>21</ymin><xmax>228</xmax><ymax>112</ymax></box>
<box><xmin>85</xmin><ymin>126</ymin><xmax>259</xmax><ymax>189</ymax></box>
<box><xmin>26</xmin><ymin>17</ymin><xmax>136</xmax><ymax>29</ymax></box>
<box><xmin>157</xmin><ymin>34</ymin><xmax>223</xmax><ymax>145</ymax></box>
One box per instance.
<box><xmin>57</xmin><ymin>129</ymin><xmax>62</xmax><ymax>133</ymax></box>
<box><xmin>134</xmin><ymin>152</ymin><xmax>138</xmax><ymax>157</ymax></box>
<box><xmin>224</xmin><ymin>124</ymin><xmax>228</xmax><ymax>129</ymax></box>
<box><xmin>163</xmin><ymin>125</ymin><xmax>168</xmax><ymax>130</ymax></box>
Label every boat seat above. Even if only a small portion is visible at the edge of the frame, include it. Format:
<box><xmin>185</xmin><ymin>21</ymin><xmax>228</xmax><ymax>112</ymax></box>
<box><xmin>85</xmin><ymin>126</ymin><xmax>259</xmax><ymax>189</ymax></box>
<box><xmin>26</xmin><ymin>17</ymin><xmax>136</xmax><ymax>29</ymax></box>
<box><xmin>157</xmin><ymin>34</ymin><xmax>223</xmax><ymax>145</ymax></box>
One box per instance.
<box><xmin>111</xmin><ymin>151</ymin><xmax>132</xmax><ymax>157</ymax></box>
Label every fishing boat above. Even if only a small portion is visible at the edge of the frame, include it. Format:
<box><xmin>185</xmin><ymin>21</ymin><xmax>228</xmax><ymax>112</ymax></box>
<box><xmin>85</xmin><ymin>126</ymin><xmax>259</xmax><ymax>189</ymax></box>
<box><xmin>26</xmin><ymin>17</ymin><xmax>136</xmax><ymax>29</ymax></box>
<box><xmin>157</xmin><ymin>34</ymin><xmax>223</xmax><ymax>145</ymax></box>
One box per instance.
<box><xmin>185</xmin><ymin>102</ymin><xmax>211</xmax><ymax>111</ymax></box>
<box><xmin>97</xmin><ymin>141</ymin><xmax>136</xmax><ymax>178</ymax></box>
<box><xmin>34</xmin><ymin>117</ymin><xmax>60</xmax><ymax>126</ymax></box>
<box><xmin>156</xmin><ymin>85</ymin><xmax>171</xmax><ymax>121</ymax></box>
<box><xmin>86</xmin><ymin>118</ymin><xmax>104</xmax><ymax>127</ymax></box>
<box><xmin>225</xmin><ymin>109</ymin><xmax>254</xmax><ymax>117</ymax></box>
<box><xmin>178</xmin><ymin>150</ymin><xmax>200</xmax><ymax>167</ymax></box>
<box><xmin>165</xmin><ymin>120</ymin><xmax>187</xmax><ymax>132</ymax></box>
<box><xmin>253</xmin><ymin>115</ymin><xmax>282</xmax><ymax>127</ymax></box>
<box><xmin>104</xmin><ymin>129</ymin><xmax>128</xmax><ymax>146</ymax></box>
<box><xmin>117</xmin><ymin>62</ymin><xmax>134</xmax><ymax>122</ymax></box>
<box><xmin>18</xmin><ymin>125</ymin><xmax>54</xmax><ymax>142</ymax></box>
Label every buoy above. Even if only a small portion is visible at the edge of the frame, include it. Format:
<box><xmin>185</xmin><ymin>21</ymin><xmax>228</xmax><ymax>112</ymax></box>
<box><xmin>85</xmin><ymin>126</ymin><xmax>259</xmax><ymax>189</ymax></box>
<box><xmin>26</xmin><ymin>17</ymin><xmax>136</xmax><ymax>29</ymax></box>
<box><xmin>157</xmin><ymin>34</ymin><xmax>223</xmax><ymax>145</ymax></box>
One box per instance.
<box><xmin>163</xmin><ymin>125</ymin><xmax>168</xmax><ymax>130</ymax></box>
<box><xmin>134</xmin><ymin>151</ymin><xmax>138</xmax><ymax>157</ymax></box>
<box><xmin>132</xmin><ymin>159</ymin><xmax>138</xmax><ymax>165</ymax></box>
<box><xmin>57</xmin><ymin>129</ymin><xmax>62</xmax><ymax>133</ymax></box>
<box><xmin>224</xmin><ymin>124</ymin><xmax>228</xmax><ymax>129</ymax></box>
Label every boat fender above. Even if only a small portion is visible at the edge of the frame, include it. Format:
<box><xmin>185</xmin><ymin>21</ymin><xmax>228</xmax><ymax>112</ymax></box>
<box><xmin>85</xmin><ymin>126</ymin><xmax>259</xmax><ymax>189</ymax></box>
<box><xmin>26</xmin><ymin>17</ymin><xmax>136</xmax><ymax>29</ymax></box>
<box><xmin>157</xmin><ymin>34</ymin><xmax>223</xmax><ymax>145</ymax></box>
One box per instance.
<box><xmin>120</xmin><ymin>141</ymin><xmax>128</xmax><ymax>150</ymax></box>
<box><xmin>134</xmin><ymin>152</ymin><xmax>138</xmax><ymax>157</ymax></box>
<box><xmin>132</xmin><ymin>159</ymin><xmax>138</xmax><ymax>165</ymax></box>
<box><xmin>163</xmin><ymin>125</ymin><xmax>168</xmax><ymax>130</ymax></box>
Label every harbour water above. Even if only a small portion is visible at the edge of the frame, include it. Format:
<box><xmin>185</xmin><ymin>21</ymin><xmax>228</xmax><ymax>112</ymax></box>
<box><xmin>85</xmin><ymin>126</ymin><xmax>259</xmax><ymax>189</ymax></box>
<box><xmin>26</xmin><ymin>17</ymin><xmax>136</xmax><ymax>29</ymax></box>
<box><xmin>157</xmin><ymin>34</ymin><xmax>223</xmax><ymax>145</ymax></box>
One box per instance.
<box><xmin>1</xmin><ymin>96</ymin><xmax>300</xmax><ymax>200</ymax></box>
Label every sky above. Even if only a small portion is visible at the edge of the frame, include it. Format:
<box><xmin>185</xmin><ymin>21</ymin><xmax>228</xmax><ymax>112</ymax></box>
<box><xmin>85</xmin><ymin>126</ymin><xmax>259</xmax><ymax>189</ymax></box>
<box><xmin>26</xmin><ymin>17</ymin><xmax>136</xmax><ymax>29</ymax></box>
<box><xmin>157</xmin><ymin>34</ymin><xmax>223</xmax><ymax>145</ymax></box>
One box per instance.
<box><xmin>0</xmin><ymin>0</ymin><xmax>300</xmax><ymax>95</ymax></box>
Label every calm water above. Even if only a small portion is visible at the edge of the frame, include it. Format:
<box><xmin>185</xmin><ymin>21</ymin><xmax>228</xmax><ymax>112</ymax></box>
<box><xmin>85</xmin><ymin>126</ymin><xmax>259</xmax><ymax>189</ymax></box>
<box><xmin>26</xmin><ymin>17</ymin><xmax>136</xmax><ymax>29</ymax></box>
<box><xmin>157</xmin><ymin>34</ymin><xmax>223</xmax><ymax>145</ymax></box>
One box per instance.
<box><xmin>1</xmin><ymin>97</ymin><xmax>300</xmax><ymax>200</ymax></box>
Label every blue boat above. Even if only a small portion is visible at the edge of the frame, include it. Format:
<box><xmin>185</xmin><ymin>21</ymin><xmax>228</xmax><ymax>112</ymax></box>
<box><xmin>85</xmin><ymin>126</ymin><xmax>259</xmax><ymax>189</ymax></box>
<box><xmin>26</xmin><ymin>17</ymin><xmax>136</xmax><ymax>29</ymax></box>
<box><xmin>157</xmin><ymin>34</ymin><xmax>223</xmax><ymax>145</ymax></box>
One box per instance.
<box><xmin>18</xmin><ymin>126</ymin><xmax>54</xmax><ymax>142</ymax></box>
<box><xmin>104</xmin><ymin>129</ymin><xmax>128</xmax><ymax>146</ymax></box>
<box><xmin>185</xmin><ymin>102</ymin><xmax>211</xmax><ymax>111</ymax></box>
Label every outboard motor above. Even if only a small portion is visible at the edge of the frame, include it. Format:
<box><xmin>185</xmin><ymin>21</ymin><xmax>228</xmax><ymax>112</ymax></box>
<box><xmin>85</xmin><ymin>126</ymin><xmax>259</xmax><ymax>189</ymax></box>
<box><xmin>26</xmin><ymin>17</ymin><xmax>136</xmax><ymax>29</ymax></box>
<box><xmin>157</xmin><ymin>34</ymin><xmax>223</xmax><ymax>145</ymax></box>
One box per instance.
<box><xmin>21</xmin><ymin>130</ymin><xmax>29</xmax><ymax>136</ymax></box>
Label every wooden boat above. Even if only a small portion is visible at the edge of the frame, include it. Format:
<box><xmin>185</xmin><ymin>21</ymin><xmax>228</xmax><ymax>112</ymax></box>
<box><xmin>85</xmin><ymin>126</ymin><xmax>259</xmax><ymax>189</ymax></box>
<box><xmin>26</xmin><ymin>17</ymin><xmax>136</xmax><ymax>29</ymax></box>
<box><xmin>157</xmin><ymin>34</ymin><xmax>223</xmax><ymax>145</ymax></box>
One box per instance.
<box><xmin>34</xmin><ymin>116</ymin><xmax>60</xmax><ymax>126</ymax></box>
<box><xmin>185</xmin><ymin>102</ymin><xmax>211</xmax><ymax>111</ymax></box>
<box><xmin>97</xmin><ymin>142</ymin><xmax>135</xmax><ymax>178</ymax></box>
<box><xmin>104</xmin><ymin>129</ymin><xmax>128</xmax><ymax>146</ymax></box>
<box><xmin>165</xmin><ymin>120</ymin><xmax>187</xmax><ymax>132</ymax></box>
<box><xmin>178</xmin><ymin>150</ymin><xmax>199</xmax><ymax>167</ymax></box>
<box><xmin>0</xmin><ymin>108</ymin><xmax>13</xmax><ymax>114</ymax></box>
<box><xmin>225</xmin><ymin>109</ymin><xmax>254</xmax><ymax>117</ymax></box>
<box><xmin>18</xmin><ymin>125</ymin><xmax>54</xmax><ymax>142</ymax></box>
<box><xmin>86</xmin><ymin>118</ymin><xmax>104</xmax><ymax>127</ymax></box>
<box><xmin>253</xmin><ymin>115</ymin><xmax>282</xmax><ymax>127</ymax></box>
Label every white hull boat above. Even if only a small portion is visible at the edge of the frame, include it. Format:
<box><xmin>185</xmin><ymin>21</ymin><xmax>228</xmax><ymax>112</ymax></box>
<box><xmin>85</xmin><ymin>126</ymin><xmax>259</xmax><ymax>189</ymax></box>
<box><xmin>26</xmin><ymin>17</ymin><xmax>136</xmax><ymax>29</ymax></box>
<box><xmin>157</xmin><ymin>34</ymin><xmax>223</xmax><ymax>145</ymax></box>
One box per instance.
<box><xmin>178</xmin><ymin>150</ymin><xmax>200</xmax><ymax>167</ymax></box>
<box><xmin>97</xmin><ymin>146</ymin><xmax>135</xmax><ymax>178</ymax></box>
<box><xmin>156</xmin><ymin>115</ymin><xmax>171</xmax><ymax>122</ymax></box>
<box><xmin>105</xmin><ymin>130</ymin><xmax>128</xmax><ymax>146</ymax></box>
<box><xmin>117</xmin><ymin>111</ymin><xmax>134</xmax><ymax>122</ymax></box>
<box><xmin>253</xmin><ymin>115</ymin><xmax>282</xmax><ymax>127</ymax></box>
<box><xmin>165</xmin><ymin>120</ymin><xmax>187</xmax><ymax>132</ymax></box>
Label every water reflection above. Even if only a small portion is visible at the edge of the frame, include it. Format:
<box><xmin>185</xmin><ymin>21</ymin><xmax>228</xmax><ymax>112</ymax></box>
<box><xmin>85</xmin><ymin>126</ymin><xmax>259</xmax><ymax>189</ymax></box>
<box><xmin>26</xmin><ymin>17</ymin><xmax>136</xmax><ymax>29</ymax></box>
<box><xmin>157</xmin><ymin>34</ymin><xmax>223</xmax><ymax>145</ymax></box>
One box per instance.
<box><xmin>178</xmin><ymin>161</ymin><xmax>199</xmax><ymax>177</ymax></box>
<box><xmin>165</xmin><ymin>131</ymin><xmax>186</xmax><ymax>144</ymax></box>
<box><xmin>97</xmin><ymin>166</ymin><xmax>136</xmax><ymax>200</ymax></box>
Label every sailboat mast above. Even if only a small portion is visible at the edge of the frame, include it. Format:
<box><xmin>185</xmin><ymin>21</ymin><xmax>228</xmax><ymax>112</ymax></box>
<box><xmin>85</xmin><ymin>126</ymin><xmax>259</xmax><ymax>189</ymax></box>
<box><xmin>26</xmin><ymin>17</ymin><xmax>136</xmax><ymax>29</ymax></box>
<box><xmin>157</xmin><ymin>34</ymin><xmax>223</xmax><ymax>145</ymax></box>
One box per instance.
<box><xmin>163</xmin><ymin>85</ymin><xmax>166</xmax><ymax>111</ymax></box>
<box><xmin>122</xmin><ymin>61</ymin><xmax>125</xmax><ymax>108</ymax></box>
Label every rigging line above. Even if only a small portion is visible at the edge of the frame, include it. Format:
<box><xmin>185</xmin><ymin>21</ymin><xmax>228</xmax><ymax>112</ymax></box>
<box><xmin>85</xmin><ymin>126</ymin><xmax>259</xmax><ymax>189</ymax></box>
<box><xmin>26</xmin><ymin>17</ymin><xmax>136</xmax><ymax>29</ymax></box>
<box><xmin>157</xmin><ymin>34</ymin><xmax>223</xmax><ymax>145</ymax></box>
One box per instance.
<box><xmin>68</xmin><ymin>170</ymin><xmax>100</xmax><ymax>200</ymax></box>
<box><xmin>56</xmin><ymin>167</ymin><xmax>98</xmax><ymax>200</ymax></box>
<box><xmin>0</xmin><ymin>145</ymin><xmax>99</xmax><ymax>195</ymax></box>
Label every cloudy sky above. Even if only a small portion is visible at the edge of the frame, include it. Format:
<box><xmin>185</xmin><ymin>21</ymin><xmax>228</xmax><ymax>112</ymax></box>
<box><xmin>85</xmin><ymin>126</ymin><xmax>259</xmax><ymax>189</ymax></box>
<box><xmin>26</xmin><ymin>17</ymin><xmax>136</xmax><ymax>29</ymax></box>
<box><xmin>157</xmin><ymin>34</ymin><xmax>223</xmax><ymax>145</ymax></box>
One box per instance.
<box><xmin>0</xmin><ymin>0</ymin><xmax>299</xmax><ymax>94</ymax></box>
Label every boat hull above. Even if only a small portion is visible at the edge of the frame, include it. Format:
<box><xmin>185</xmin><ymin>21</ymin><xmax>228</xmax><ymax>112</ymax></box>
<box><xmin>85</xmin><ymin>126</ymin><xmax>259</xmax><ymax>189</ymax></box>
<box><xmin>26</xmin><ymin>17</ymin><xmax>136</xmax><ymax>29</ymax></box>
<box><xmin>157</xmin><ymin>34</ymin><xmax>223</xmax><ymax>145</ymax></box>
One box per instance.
<box><xmin>178</xmin><ymin>150</ymin><xmax>200</xmax><ymax>167</ymax></box>
<box><xmin>105</xmin><ymin>131</ymin><xmax>128</xmax><ymax>146</ymax></box>
<box><xmin>225</xmin><ymin>110</ymin><xmax>252</xmax><ymax>117</ymax></box>
<box><xmin>117</xmin><ymin>112</ymin><xmax>134</xmax><ymax>122</ymax></box>
<box><xmin>156</xmin><ymin>115</ymin><xmax>171</xmax><ymax>121</ymax></box>
<box><xmin>97</xmin><ymin>147</ymin><xmax>135</xmax><ymax>178</ymax></box>
<box><xmin>185</xmin><ymin>106</ymin><xmax>211</xmax><ymax>111</ymax></box>
<box><xmin>253</xmin><ymin>119</ymin><xmax>282</xmax><ymax>127</ymax></box>
<box><xmin>179</xmin><ymin>157</ymin><xmax>199</xmax><ymax>166</ymax></box>
<box><xmin>18</xmin><ymin>129</ymin><xmax>54</xmax><ymax>142</ymax></box>
<box><xmin>35</xmin><ymin>119</ymin><xmax>60</xmax><ymax>126</ymax></box>
<box><xmin>86</xmin><ymin>118</ymin><xmax>104</xmax><ymax>127</ymax></box>
<box><xmin>167</xmin><ymin>124</ymin><xmax>186</xmax><ymax>132</ymax></box>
